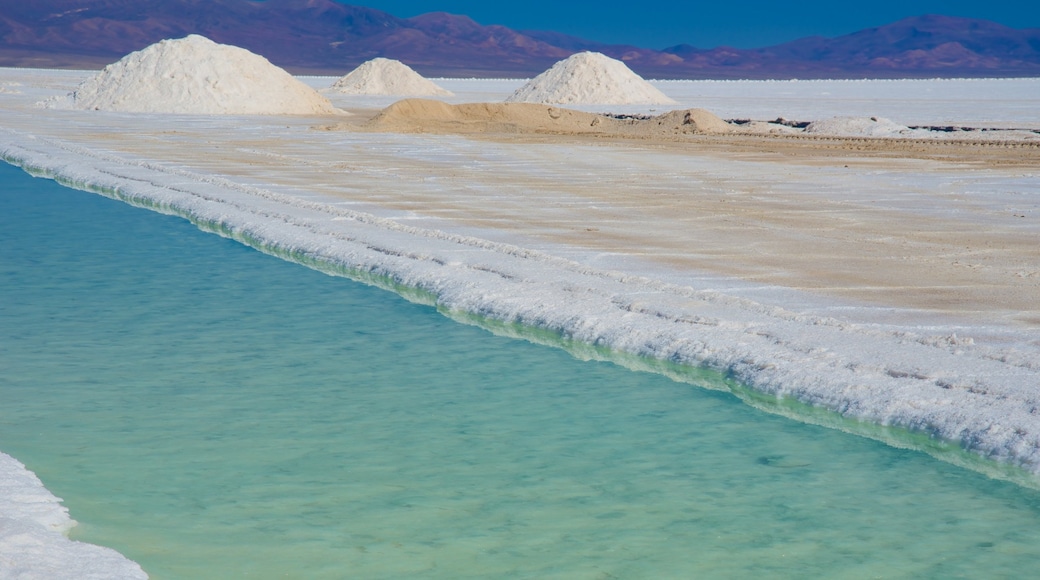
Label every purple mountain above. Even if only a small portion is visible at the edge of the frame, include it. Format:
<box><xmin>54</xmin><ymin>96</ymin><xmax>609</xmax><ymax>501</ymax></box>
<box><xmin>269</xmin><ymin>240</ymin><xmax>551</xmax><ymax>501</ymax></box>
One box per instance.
<box><xmin>1</xmin><ymin>1</ymin><xmax>1038</xmax><ymax>78</ymax></box>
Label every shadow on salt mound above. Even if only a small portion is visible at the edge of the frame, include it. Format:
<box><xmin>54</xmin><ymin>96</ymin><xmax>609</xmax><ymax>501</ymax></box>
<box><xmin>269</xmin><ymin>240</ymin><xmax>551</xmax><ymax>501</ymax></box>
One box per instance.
<box><xmin>362</xmin><ymin>99</ymin><xmax>730</xmax><ymax>137</ymax></box>
<box><xmin>506</xmin><ymin>52</ymin><xmax>676</xmax><ymax>106</ymax></box>
<box><xmin>805</xmin><ymin>116</ymin><xmax>916</xmax><ymax>138</ymax></box>
<box><xmin>327</xmin><ymin>58</ymin><xmax>453</xmax><ymax>97</ymax></box>
<box><xmin>48</xmin><ymin>35</ymin><xmax>341</xmax><ymax>115</ymax></box>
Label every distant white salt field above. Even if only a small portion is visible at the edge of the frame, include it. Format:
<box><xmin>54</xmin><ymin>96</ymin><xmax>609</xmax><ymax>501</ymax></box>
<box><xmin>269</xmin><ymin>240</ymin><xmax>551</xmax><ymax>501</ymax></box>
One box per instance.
<box><xmin>45</xmin><ymin>35</ymin><xmax>338</xmax><ymax>115</ymax></box>
<box><xmin>646</xmin><ymin>78</ymin><xmax>1040</xmax><ymax>128</ymax></box>
<box><xmin>506</xmin><ymin>51</ymin><xmax>677</xmax><ymax>105</ymax></box>
<box><xmin>327</xmin><ymin>57</ymin><xmax>453</xmax><ymax>96</ymax></box>
<box><xmin>414</xmin><ymin>77</ymin><xmax>1040</xmax><ymax>128</ymax></box>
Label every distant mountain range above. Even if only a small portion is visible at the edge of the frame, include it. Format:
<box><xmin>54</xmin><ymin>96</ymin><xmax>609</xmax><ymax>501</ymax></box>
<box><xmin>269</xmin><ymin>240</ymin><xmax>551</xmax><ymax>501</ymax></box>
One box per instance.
<box><xmin>2</xmin><ymin>0</ymin><xmax>1039</xmax><ymax>78</ymax></box>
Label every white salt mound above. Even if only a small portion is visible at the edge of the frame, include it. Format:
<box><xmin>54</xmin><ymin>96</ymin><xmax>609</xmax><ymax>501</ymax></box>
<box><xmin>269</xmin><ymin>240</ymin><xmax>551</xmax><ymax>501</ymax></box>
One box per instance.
<box><xmin>329</xmin><ymin>58</ymin><xmax>453</xmax><ymax>96</ymax></box>
<box><xmin>0</xmin><ymin>452</ymin><xmax>146</xmax><ymax>579</ymax></box>
<box><xmin>805</xmin><ymin>116</ymin><xmax>916</xmax><ymax>138</ymax></box>
<box><xmin>506</xmin><ymin>52</ymin><xmax>676</xmax><ymax>106</ymax></box>
<box><xmin>58</xmin><ymin>34</ymin><xmax>338</xmax><ymax>115</ymax></box>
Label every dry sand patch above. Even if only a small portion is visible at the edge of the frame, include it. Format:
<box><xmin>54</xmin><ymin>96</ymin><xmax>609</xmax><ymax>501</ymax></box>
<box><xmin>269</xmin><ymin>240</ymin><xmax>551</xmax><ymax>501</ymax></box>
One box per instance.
<box><xmin>326</xmin><ymin>104</ymin><xmax>1039</xmax><ymax>325</ymax></box>
<box><xmin>358</xmin><ymin>99</ymin><xmax>732</xmax><ymax>137</ymax></box>
<box><xmin>350</xmin><ymin>100</ymin><xmax>1038</xmax><ymax>169</ymax></box>
<box><xmin>33</xmin><ymin>102</ymin><xmax>1038</xmax><ymax>327</ymax></box>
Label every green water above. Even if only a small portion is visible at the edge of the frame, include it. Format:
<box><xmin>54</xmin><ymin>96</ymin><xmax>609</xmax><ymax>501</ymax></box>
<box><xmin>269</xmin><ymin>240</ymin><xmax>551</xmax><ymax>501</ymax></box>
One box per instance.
<box><xmin>2</xmin><ymin>161</ymin><xmax>1040</xmax><ymax>578</ymax></box>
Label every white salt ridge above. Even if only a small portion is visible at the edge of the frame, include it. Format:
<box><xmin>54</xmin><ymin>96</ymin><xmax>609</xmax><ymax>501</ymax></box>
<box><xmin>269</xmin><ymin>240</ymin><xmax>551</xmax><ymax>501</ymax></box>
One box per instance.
<box><xmin>3</xmin><ymin>132</ymin><xmax>1040</xmax><ymax>488</ymax></box>
<box><xmin>0</xmin><ymin>452</ymin><xmax>146</xmax><ymax>579</ymax></box>
<box><xmin>328</xmin><ymin>58</ymin><xmax>453</xmax><ymax>96</ymax></box>
<box><xmin>506</xmin><ymin>52</ymin><xmax>676</xmax><ymax>105</ymax></box>
<box><xmin>52</xmin><ymin>35</ymin><xmax>338</xmax><ymax>115</ymax></box>
<box><xmin>805</xmin><ymin>116</ymin><xmax>922</xmax><ymax>137</ymax></box>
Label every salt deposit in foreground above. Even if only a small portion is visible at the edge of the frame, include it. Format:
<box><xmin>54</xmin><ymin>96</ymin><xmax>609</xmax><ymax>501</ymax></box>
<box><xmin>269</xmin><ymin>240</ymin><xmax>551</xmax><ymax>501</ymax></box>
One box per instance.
<box><xmin>506</xmin><ymin>51</ymin><xmax>677</xmax><ymax>105</ymax></box>
<box><xmin>48</xmin><ymin>35</ymin><xmax>338</xmax><ymax>115</ymax></box>
<box><xmin>328</xmin><ymin>58</ymin><xmax>453</xmax><ymax>96</ymax></box>
<box><xmin>0</xmin><ymin>452</ymin><xmax>146</xmax><ymax>579</ymax></box>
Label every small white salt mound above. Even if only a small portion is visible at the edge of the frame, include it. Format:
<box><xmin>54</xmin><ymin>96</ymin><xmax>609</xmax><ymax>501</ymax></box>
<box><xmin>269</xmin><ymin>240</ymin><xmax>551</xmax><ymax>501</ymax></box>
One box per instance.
<box><xmin>0</xmin><ymin>452</ymin><xmax>146</xmax><ymax>579</ymax></box>
<box><xmin>805</xmin><ymin>116</ymin><xmax>916</xmax><ymax>138</ymax></box>
<box><xmin>506</xmin><ymin>52</ymin><xmax>676</xmax><ymax>106</ymax></box>
<box><xmin>60</xmin><ymin>35</ymin><xmax>338</xmax><ymax>115</ymax></box>
<box><xmin>328</xmin><ymin>58</ymin><xmax>453</xmax><ymax>96</ymax></box>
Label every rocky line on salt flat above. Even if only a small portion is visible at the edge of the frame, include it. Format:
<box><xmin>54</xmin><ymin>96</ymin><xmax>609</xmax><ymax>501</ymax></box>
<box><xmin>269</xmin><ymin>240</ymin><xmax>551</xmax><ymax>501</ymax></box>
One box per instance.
<box><xmin>2</xmin><ymin>129</ymin><xmax>1040</xmax><ymax>498</ymax></box>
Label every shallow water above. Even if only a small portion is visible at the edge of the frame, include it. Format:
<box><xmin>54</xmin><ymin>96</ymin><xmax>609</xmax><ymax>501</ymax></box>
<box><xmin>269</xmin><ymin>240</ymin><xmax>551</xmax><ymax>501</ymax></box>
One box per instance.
<box><xmin>3</xmin><ymin>161</ymin><xmax>1040</xmax><ymax>578</ymax></box>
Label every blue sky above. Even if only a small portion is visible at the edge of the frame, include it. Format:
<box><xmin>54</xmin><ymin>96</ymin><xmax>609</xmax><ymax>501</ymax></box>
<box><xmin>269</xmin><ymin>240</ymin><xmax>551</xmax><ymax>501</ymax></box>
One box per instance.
<box><xmin>344</xmin><ymin>1</ymin><xmax>1040</xmax><ymax>49</ymax></box>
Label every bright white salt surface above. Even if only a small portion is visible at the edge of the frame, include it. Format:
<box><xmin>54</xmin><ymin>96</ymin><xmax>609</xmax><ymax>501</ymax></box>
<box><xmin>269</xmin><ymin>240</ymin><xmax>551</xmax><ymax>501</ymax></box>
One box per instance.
<box><xmin>50</xmin><ymin>35</ymin><xmax>337</xmax><ymax>115</ymax></box>
<box><xmin>0</xmin><ymin>452</ymin><xmax>145</xmax><ymax>579</ymax></box>
<box><xmin>328</xmin><ymin>58</ymin><xmax>452</xmax><ymax>96</ymax></box>
<box><xmin>2</xmin><ymin>69</ymin><xmax>1040</xmax><ymax>576</ymax></box>
<box><xmin>805</xmin><ymin>116</ymin><xmax>919</xmax><ymax>137</ymax></box>
<box><xmin>506</xmin><ymin>51</ymin><xmax>676</xmax><ymax>105</ymax></box>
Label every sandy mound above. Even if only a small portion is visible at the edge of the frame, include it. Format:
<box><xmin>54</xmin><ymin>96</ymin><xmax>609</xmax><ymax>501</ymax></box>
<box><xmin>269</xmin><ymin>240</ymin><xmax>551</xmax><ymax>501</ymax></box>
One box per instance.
<box><xmin>362</xmin><ymin>99</ymin><xmax>730</xmax><ymax>138</ymax></box>
<box><xmin>328</xmin><ymin>58</ymin><xmax>453</xmax><ymax>96</ymax></box>
<box><xmin>57</xmin><ymin>35</ymin><xmax>338</xmax><ymax>115</ymax></box>
<box><xmin>367</xmin><ymin>99</ymin><xmax>609</xmax><ymax>134</ymax></box>
<box><xmin>506</xmin><ymin>52</ymin><xmax>676</xmax><ymax>106</ymax></box>
<box><xmin>648</xmin><ymin>108</ymin><xmax>734</xmax><ymax>134</ymax></box>
<box><xmin>805</xmin><ymin>116</ymin><xmax>916</xmax><ymax>138</ymax></box>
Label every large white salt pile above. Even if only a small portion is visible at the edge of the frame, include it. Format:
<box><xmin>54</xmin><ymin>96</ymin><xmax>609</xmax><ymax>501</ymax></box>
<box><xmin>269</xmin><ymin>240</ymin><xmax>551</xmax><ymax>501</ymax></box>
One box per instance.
<box><xmin>328</xmin><ymin>58</ymin><xmax>453</xmax><ymax>96</ymax></box>
<box><xmin>805</xmin><ymin>116</ymin><xmax>918</xmax><ymax>138</ymax></box>
<box><xmin>506</xmin><ymin>52</ymin><xmax>676</xmax><ymax>106</ymax></box>
<box><xmin>56</xmin><ymin>35</ymin><xmax>338</xmax><ymax>115</ymax></box>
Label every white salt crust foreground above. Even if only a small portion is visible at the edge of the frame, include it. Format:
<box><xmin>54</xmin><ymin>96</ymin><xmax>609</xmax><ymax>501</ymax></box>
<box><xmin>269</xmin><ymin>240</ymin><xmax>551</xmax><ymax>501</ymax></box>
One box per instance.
<box><xmin>0</xmin><ymin>452</ymin><xmax>146</xmax><ymax>579</ymax></box>
<box><xmin>47</xmin><ymin>35</ymin><xmax>338</xmax><ymax>115</ymax></box>
<box><xmin>328</xmin><ymin>58</ymin><xmax>453</xmax><ymax>96</ymax></box>
<box><xmin>2</xmin><ymin>131</ymin><xmax>1040</xmax><ymax>488</ymax></box>
<box><xmin>507</xmin><ymin>52</ymin><xmax>676</xmax><ymax>105</ymax></box>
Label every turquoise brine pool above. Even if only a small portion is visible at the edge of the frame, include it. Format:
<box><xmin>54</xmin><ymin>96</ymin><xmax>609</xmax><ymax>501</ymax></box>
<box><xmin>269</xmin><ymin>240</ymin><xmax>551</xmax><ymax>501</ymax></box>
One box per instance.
<box><xmin>3</xmin><ymin>161</ymin><xmax>1040</xmax><ymax>578</ymax></box>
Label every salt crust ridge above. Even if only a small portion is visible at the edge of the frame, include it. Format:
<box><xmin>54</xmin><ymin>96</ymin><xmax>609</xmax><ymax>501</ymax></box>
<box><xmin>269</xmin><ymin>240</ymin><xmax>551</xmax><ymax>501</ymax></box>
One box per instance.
<box><xmin>806</xmin><ymin>116</ymin><xmax>921</xmax><ymax>138</ymax></box>
<box><xmin>3</xmin><ymin>130</ymin><xmax>1040</xmax><ymax>487</ymax></box>
<box><xmin>49</xmin><ymin>35</ymin><xmax>338</xmax><ymax>115</ymax></box>
<box><xmin>506</xmin><ymin>52</ymin><xmax>677</xmax><ymax>105</ymax></box>
<box><xmin>0</xmin><ymin>452</ymin><xmax>146</xmax><ymax>579</ymax></box>
<box><xmin>328</xmin><ymin>58</ymin><xmax>453</xmax><ymax>96</ymax></box>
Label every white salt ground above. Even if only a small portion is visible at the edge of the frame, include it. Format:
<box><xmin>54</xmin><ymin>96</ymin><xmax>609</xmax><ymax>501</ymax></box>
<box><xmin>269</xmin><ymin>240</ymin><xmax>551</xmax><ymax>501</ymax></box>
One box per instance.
<box><xmin>0</xmin><ymin>452</ymin><xmax>146</xmax><ymax>579</ymax></box>
<box><xmin>328</xmin><ymin>58</ymin><xmax>453</xmax><ymax>96</ymax></box>
<box><xmin>47</xmin><ymin>35</ymin><xmax>338</xmax><ymax>115</ymax></box>
<box><xmin>506</xmin><ymin>52</ymin><xmax>676</xmax><ymax>106</ymax></box>
<box><xmin>805</xmin><ymin>116</ymin><xmax>922</xmax><ymax>138</ymax></box>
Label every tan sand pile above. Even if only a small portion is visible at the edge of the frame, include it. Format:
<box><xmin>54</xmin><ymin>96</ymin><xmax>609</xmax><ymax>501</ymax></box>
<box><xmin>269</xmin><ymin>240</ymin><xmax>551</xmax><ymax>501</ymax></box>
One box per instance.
<box><xmin>55</xmin><ymin>35</ymin><xmax>338</xmax><ymax>115</ymax></box>
<box><xmin>506</xmin><ymin>52</ymin><xmax>676</xmax><ymax>105</ymax></box>
<box><xmin>367</xmin><ymin>99</ymin><xmax>609</xmax><ymax>133</ymax></box>
<box><xmin>647</xmin><ymin>108</ymin><xmax>735</xmax><ymax>134</ymax></box>
<box><xmin>361</xmin><ymin>99</ymin><xmax>730</xmax><ymax>137</ymax></box>
<box><xmin>328</xmin><ymin>58</ymin><xmax>453</xmax><ymax>96</ymax></box>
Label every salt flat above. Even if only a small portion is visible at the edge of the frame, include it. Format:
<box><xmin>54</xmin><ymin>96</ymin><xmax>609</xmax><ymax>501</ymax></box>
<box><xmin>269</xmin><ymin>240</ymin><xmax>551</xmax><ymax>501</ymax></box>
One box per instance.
<box><xmin>2</xmin><ymin>68</ymin><xmax>1039</xmax><ymax>481</ymax></box>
